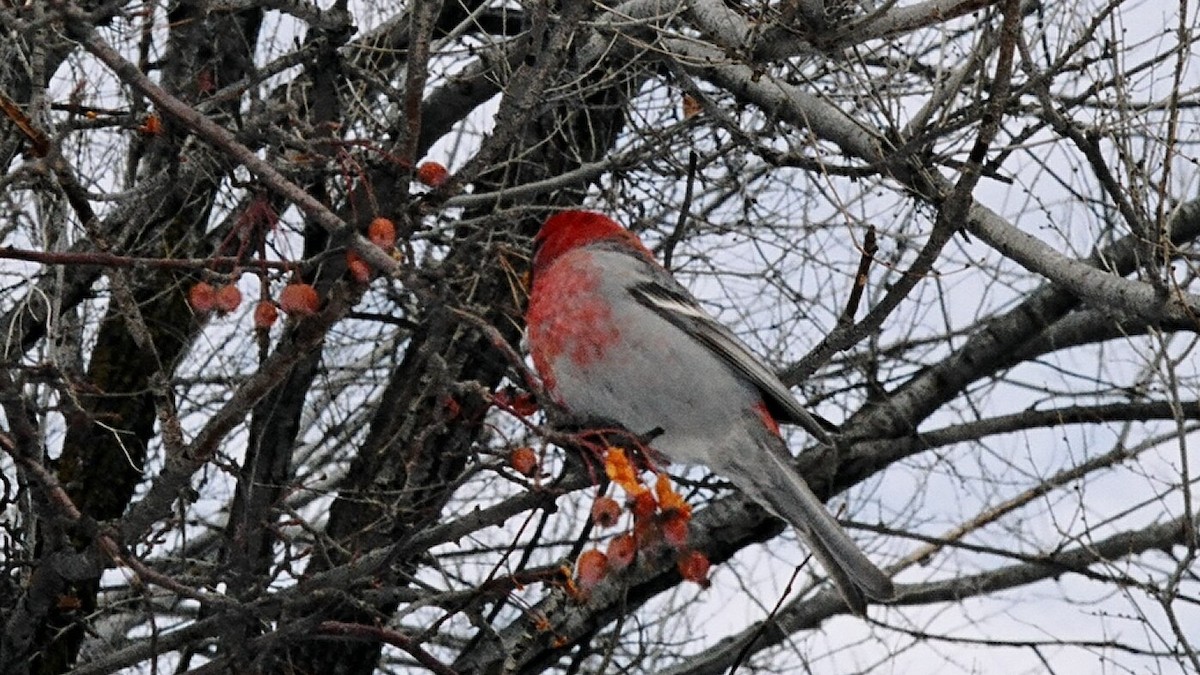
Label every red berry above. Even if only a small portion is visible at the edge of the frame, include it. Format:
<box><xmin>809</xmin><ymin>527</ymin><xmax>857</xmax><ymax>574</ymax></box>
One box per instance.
<box><xmin>346</xmin><ymin>250</ymin><xmax>372</xmax><ymax>284</ymax></box>
<box><xmin>188</xmin><ymin>282</ymin><xmax>216</xmax><ymax>314</ymax></box>
<box><xmin>575</xmin><ymin>549</ymin><xmax>608</xmax><ymax>591</ymax></box>
<box><xmin>510</xmin><ymin>447</ymin><xmax>539</xmax><ymax>477</ymax></box>
<box><xmin>138</xmin><ymin>113</ymin><xmax>163</xmax><ymax>135</ymax></box>
<box><xmin>416</xmin><ymin>162</ymin><xmax>449</xmax><ymax>188</ymax></box>
<box><xmin>368</xmin><ymin>217</ymin><xmax>396</xmax><ymax>248</ymax></box>
<box><xmin>591</xmin><ymin>496</ymin><xmax>622</xmax><ymax>528</ymax></box>
<box><xmin>661</xmin><ymin>511</ymin><xmax>690</xmax><ymax>549</ymax></box>
<box><xmin>677</xmin><ymin>550</ymin><xmax>711</xmax><ymax>587</ymax></box>
<box><xmin>253</xmin><ymin>301</ymin><xmax>278</xmax><ymax>329</ymax></box>
<box><xmin>629</xmin><ymin>491</ymin><xmax>657</xmax><ymax>521</ymax></box>
<box><xmin>606</xmin><ymin>533</ymin><xmax>637</xmax><ymax>570</ymax></box>
<box><xmin>279</xmin><ymin>283</ymin><xmax>319</xmax><ymax>315</ymax></box>
<box><xmin>214</xmin><ymin>284</ymin><xmax>242</xmax><ymax>314</ymax></box>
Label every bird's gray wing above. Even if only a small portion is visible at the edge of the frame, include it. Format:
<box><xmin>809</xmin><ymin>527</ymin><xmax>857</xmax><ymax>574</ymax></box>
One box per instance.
<box><xmin>629</xmin><ymin>280</ymin><xmax>835</xmax><ymax>444</ymax></box>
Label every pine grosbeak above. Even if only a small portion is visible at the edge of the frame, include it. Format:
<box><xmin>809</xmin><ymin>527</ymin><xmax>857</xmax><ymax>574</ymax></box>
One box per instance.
<box><xmin>526</xmin><ymin>210</ymin><xmax>893</xmax><ymax>613</ymax></box>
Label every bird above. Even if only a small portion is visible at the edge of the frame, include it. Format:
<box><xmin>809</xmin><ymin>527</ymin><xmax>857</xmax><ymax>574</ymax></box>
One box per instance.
<box><xmin>524</xmin><ymin>209</ymin><xmax>893</xmax><ymax>613</ymax></box>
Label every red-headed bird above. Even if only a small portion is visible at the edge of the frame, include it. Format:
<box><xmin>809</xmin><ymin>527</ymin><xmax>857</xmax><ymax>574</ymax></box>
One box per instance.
<box><xmin>525</xmin><ymin>210</ymin><xmax>893</xmax><ymax>613</ymax></box>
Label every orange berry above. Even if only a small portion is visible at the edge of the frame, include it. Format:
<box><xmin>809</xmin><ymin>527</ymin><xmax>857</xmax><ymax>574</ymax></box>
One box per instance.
<box><xmin>279</xmin><ymin>283</ymin><xmax>319</xmax><ymax>315</ymax></box>
<box><xmin>661</xmin><ymin>511</ymin><xmax>690</xmax><ymax>549</ymax></box>
<box><xmin>606</xmin><ymin>533</ymin><xmax>637</xmax><ymax>570</ymax></box>
<box><xmin>214</xmin><ymin>284</ymin><xmax>242</xmax><ymax>314</ymax></box>
<box><xmin>591</xmin><ymin>496</ymin><xmax>622</xmax><ymax>528</ymax></box>
<box><xmin>510</xmin><ymin>447</ymin><xmax>539</xmax><ymax>477</ymax></box>
<box><xmin>253</xmin><ymin>300</ymin><xmax>278</xmax><ymax>329</ymax></box>
<box><xmin>188</xmin><ymin>282</ymin><xmax>216</xmax><ymax>314</ymax></box>
<box><xmin>138</xmin><ymin>113</ymin><xmax>163</xmax><ymax>135</ymax></box>
<box><xmin>629</xmin><ymin>491</ymin><xmax>658</xmax><ymax>521</ymax></box>
<box><xmin>575</xmin><ymin>549</ymin><xmax>608</xmax><ymax>591</ymax></box>
<box><xmin>655</xmin><ymin>473</ymin><xmax>691</xmax><ymax>516</ymax></box>
<box><xmin>416</xmin><ymin>161</ymin><xmax>449</xmax><ymax>188</ymax></box>
<box><xmin>677</xmin><ymin>550</ymin><xmax>711</xmax><ymax>587</ymax></box>
<box><xmin>367</xmin><ymin>217</ymin><xmax>396</xmax><ymax>248</ymax></box>
<box><xmin>604</xmin><ymin>448</ymin><xmax>644</xmax><ymax>496</ymax></box>
<box><xmin>346</xmin><ymin>250</ymin><xmax>372</xmax><ymax>284</ymax></box>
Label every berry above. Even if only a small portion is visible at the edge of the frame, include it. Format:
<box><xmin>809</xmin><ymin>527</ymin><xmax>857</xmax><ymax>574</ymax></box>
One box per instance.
<box><xmin>253</xmin><ymin>300</ymin><xmax>278</xmax><ymax>329</ymax></box>
<box><xmin>279</xmin><ymin>283</ymin><xmax>320</xmax><ymax>315</ymax></box>
<box><xmin>214</xmin><ymin>284</ymin><xmax>242</xmax><ymax>314</ymax></box>
<box><xmin>591</xmin><ymin>496</ymin><xmax>622</xmax><ymax>528</ymax></box>
<box><xmin>188</xmin><ymin>282</ymin><xmax>216</xmax><ymax>314</ymax></box>
<box><xmin>677</xmin><ymin>550</ymin><xmax>711</xmax><ymax>587</ymax></box>
<box><xmin>509</xmin><ymin>447</ymin><xmax>539</xmax><ymax>477</ymax></box>
<box><xmin>575</xmin><ymin>550</ymin><xmax>608</xmax><ymax>591</ymax></box>
<box><xmin>416</xmin><ymin>161</ymin><xmax>449</xmax><ymax>188</ymax></box>
<box><xmin>368</xmin><ymin>217</ymin><xmax>396</xmax><ymax>248</ymax></box>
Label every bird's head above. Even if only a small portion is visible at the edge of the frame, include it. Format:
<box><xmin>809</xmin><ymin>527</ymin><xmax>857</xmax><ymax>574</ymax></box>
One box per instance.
<box><xmin>532</xmin><ymin>210</ymin><xmax>653</xmax><ymax>273</ymax></box>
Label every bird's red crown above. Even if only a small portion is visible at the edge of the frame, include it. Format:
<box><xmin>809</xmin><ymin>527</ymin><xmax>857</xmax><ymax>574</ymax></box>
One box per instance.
<box><xmin>532</xmin><ymin>210</ymin><xmax>653</xmax><ymax>272</ymax></box>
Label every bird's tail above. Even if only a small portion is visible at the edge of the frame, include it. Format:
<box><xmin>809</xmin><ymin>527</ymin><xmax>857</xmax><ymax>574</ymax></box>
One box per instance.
<box><xmin>726</xmin><ymin>436</ymin><xmax>894</xmax><ymax>615</ymax></box>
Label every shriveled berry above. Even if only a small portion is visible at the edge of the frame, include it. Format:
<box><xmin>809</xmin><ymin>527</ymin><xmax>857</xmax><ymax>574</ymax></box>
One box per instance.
<box><xmin>188</xmin><ymin>282</ymin><xmax>216</xmax><ymax>314</ymax></box>
<box><xmin>629</xmin><ymin>491</ymin><xmax>658</xmax><ymax>521</ymax></box>
<box><xmin>279</xmin><ymin>283</ymin><xmax>319</xmax><ymax>315</ymax></box>
<box><xmin>214</xmin><ymin>284</ymin><xmax>242</xmax><ymax>314</ymax></box>
<box><xmin>253</xmin><ymin>300</ymin><xmax>278</xmax><ymax>329</ymax></box>
<box><xmin>591</xmin><ymin>496</ymin><xmax>622</xmax><ymax>528</ymax></box>
<box><xmin>346</xmin><ymin>250</ymin><xmax>372</xmax><ymax>284</ymax></box>
<box><xmin>661</xmin><ymin>511</ymin><xmax>690</xmax><ymax>549</ymax></box>
<box><xmin>575</xmin><ymin>550</ymin><xmax>608</xmax><ymax>591</ymax></box>
<box><xmin>606</xmin><ymin>533</ymin><xmax>637</xmax><ymax>570</ymax></box>
<box><xmin>677</xmin><ymin>550</ymin><xmax>711</xmax><ymax>587</ymax></box>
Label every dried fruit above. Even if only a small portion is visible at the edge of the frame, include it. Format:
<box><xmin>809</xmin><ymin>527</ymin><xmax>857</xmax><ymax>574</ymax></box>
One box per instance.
<box><xmin>677</xmin><ymin>550</ymin><xmax>710</xmax><ymax>587</ymax></box>
<box><xmin>253</xmin><ymin>301</ymin><xmax>278</xmax><ymax>329</ymax></box>
<box><xmin>214</xmin><ymin>284</ymin><xmax>242</xmax><ymax>314</ymax></box>
<box><xmin>654</xmin><ymin>473</ymin><xmax>691</xmax><ymax>516</ymax></box>
<box><xmin>368</xmin><ymin>217</ymin><xmax>396</xmax><ymax>248</ymax></box>
<box><xmin>188</xmin><ymin>282</ymin><xmax>216</xmax><ymax>314</ymax></box>
<box><xmin>629</xmin><ymin>491</ymin><xmax>658</xmax><ymax>521</ymax></box>
<box><xmin>138</xmin><ymin>113</ymin><xmax>163</xmax><ymax>135</ymax></box>
<box><xmin>591</xmin><ymin>496</ymin><xmax>622</xmax><ymax>528</ymax></box>
<box><xmin>510</xmin><ymin>447</ymin><xmax>539</xmax><ymax>477</ymax></box>
<box><xmin>346</xmin><ymin>249</ymin><xmax>372</xmax><ymax>284</ymax></box>
<box><xmin>279</xmin><ymin>283</ymin><xmax>319</xmax><ymax>315</ymax></box>
<box><xmin>416</xmin><ymin>161</ymin><xmax>449</xmax><ymax>188</ymax></box>
<box><xmin>575</xmin><ymin>549</ymin><xmax>608</xmax><ymax>591</ymax></box>
<box><xmin>606</xmin><ymin>533</ymin><xmax>637</xmax><ymax>570</ymax></box>
<box><xmin>604</xmin><ymin>448</ymin><xmax>645</xmax><ymax>496</ymax></box>
<box><xmin>661</xmin><ymin>510</ymin><xmax>690</xmax><ymax>549</ymax></box>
